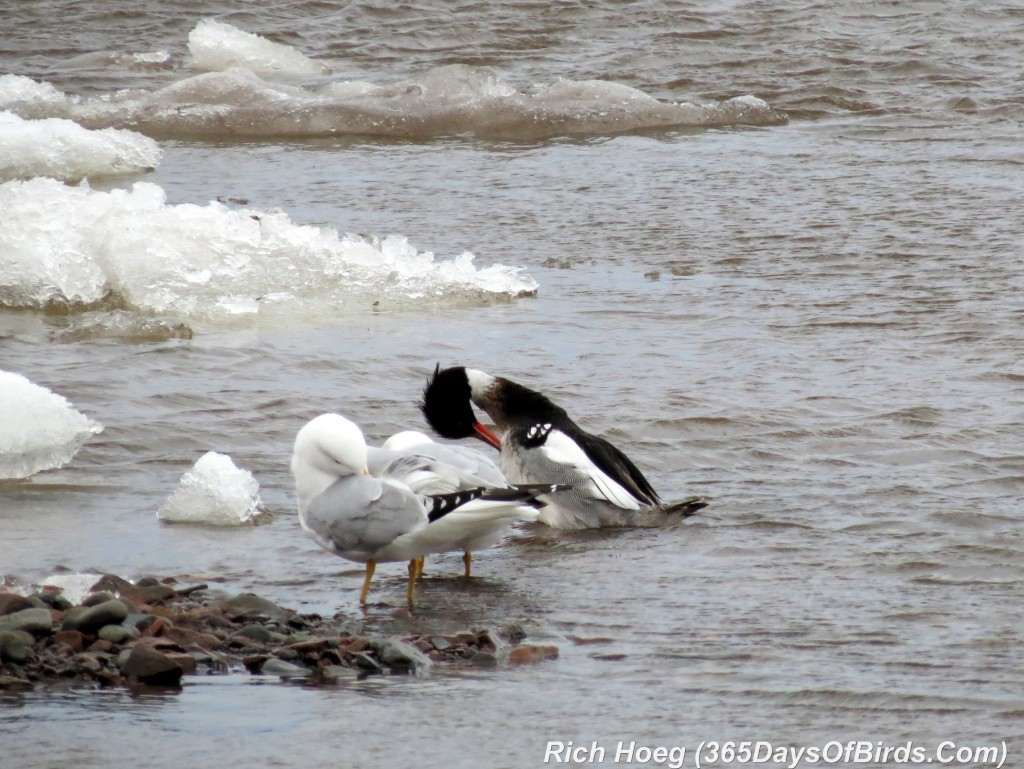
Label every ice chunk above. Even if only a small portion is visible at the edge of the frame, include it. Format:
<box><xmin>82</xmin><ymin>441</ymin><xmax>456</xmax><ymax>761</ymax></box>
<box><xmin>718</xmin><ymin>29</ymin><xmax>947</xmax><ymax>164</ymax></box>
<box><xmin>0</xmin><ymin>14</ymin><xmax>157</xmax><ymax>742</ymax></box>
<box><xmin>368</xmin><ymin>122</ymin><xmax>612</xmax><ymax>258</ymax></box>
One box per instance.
<box><xmin>0</xmin><ymin>178</ymin><xmax>538</xmax><ymax>320</ymax></box>
<box><xmin>0</xmin><ymin>370</ymin><xmax>103</xmax><ymax>480</ymax></box>
<box><xmin>187</xmin><ymin>19</ymin><xmax>330</xmax><ymax>77</ymax></box>
<box><xmin>157</xmin><ymin>451</ymin><xmax>264</xmax><ymax>526</ymax></box>
<box><xmin>0</xmin><ymin>111</ymin><xmax>162</xmax><ymax>182</ymax></box>
<box><xmin>0</xmin><ymin>74</ymin><xmax>73</xmax><ymax>115</ymax></box>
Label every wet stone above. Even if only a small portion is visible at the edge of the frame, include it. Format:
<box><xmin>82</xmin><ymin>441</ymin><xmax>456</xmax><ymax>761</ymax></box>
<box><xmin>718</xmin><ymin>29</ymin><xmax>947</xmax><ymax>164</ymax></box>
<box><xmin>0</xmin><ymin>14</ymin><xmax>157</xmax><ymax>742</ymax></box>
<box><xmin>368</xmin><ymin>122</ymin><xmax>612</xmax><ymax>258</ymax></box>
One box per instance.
<box><xmin>469</xmin><ymin>651</ymin><xmax>498</xmax><ymax>667</ymax></box>
<box><xmin>262</xmin><ymin>658</ymin><xmax>311</xmax><ymax>678</ymax></box>
<box><xmin>508</xmin><ymin>644</ymin><xmax>560</xmax><ymax>665</ymax></box>
<box><xmin>122</xmin><ymin>584</ymin><xmax>177</xmax><ymax>604</ymax></box>
<box><xmin>0</xmin><ymin>630</ymin><xmax>34</xmax><ymax>664</ymax></box>
<box><xmin>33</xmin><ymin>592</ymin><xmax>73</xmax><ymax>611</ymax></box>
<box><xmin>82</xmin><ymin>591</ymin><xmax>116</xmax><ymax>607</ymax></box>
<box><xmin>0</xmin><ymin>608</ymin><xmax>54</xmax><ymax>636</ymax></box>
<box><xmin>53</xmin><ymin>630</ymin><xmax>85</xmax><ymax>652</ymax></box>
<box><xmin>221</xmin><ymin>594</ymin><xmax>292</xmax><ymax>623</ymax></box>
<box><xmin>0</xmin><ymin>675</ymin><xmax>33</xmax><ymax>691</ymax></box>
<box><xmin>228</xmin><ymin>623</ymin><xmax>277</xmax><ymax>645</ymax></box>
<box><xmin>73</xmin><ymin>600</ymin><xmax>130</xmax><ymax>634</ymax></box>
<box><xmin>120</xmin><ymin>644</ymin><xmax>183</xmax><ymax>686</ymax></box>
<box><xmin>0</xmin><ymin>594</ymin><xmax>35</xmax><ymax>616</ymax></box>
<box><xmin>98</xmin><ymin>624</ymin><xmax>135</xmax><ymax>644</ymax></box>
<box><xmin>430</xmin><ymin>636</ymin><xmax>452</xmax><ymax>651</ymax></box>
<box><xmin>378</xmin><ymin>638</ymin><xmax>431</xmax><ymax>673</ymax></box>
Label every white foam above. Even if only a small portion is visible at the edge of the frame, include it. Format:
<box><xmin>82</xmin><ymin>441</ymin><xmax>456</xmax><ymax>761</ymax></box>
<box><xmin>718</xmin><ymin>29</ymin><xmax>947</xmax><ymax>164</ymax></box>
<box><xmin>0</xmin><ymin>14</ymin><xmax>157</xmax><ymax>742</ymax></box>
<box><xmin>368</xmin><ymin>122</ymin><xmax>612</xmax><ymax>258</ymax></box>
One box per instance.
<box><xmin>39</xmin><ymin>573</ymin><xmax>106</xmax><ymax>605</ymax></box>
<box><xmin>188</xmin><ymin>19</ymin><xmax>330</xmax><ymax>78</ymax></box>
<box><xmin>0</xmin><ymin>370</ymin><xmax>103</xmax><ymax>480</ymax></box>
<box><xmin>0</xmin><ymin>177</ymin><xmax>537</xmax><ymax>319</ymax></box>
<box><xmin>157</xmin><ymin>451</ymin><xmax>264</xmax><ymax>526</ymax></box>
<box><xmin>0</xmin><ymin>111</ymin><xmax>162</xmax><ymax>182</ymax></box>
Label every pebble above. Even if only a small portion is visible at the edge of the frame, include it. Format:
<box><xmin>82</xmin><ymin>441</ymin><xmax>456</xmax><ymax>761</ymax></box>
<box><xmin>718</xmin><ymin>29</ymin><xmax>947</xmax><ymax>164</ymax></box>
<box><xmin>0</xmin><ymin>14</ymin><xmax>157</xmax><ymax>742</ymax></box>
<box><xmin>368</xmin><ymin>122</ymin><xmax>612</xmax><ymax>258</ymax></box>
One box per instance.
<box><xmin>0</xmin><ymin>576</ymin><xmax>562</xmax><ymax>690</ymax></box>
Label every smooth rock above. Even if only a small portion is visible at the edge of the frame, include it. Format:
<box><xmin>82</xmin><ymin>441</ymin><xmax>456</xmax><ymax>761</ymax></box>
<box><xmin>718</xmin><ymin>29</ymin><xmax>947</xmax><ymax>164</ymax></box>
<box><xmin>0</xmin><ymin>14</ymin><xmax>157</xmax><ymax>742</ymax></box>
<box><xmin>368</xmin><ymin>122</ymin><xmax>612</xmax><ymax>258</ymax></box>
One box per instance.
<box><xmin>469</xmin><ymin>651</ymin><xmax>498</xmax><ymax>667</ymax></box>
<box><xmin>377</xmin><ymin>638</ymin><xmax>431</xmax><ymax>672</ymax></box>
<box><xmin>0</xmin><ymin>594</ymin><xmax>34</xmax><ymax>616</ymax></box>
<box><xmin>82</xmin><ymin>591</ymin><xmax>116</xmax><ymax>607</ymax></box>
<box><xmin>98</xmin><ymin>624</ymin><xmax>135</xmax><ymax>644</ymax></box>
<box><xmin>0</xmin><ymin>675</ymin><xmax>33</xmax><ymax>691</ymax></box>
<box><xmin>221</xmin><ymin>594</ymin><xmax>292</xmax><ymax>622</ymax></box>
<box><xmin>164</xmin><ymin>653</ymin><xmax>198</xmax><ymax>675</ymax></box>
<box><xmin>34</xmin><ymin>592</ymin><xmax>73</xmax><ymax>611</ymax></box>
<box><xmin>89</xmin><ymin>574</ymin><xmax>134</xmax><ymax>594</ymax></box>
<box><xmin>74</xmin><ymin>600</ymin><xmax>130</xmax><ymax>633</ymax></box>
<box><xmin>430</xmin><ymin>636</ymin><xmax>452</xmax><ymax>652</ymax></box>
<box><xmin>228</xmin><ymin>624</ymin><xmax>277</xmax><ymax>644</ymax></box>
<box><xmin>261</xmin><ymin>658</ymin><xmax>311</xmax><ymax>678</ymax></box>
<box><xmin>0</xmin><ymin>608</ymin><xmax>54</xmax><ymax>636</ymax></box>
<box><xmin>508</xmin><ymin>644</ymin><xmax>559</xmax><ymax>665</ymax></box>
<box><xmin>122</xmin><ymin>584</ymin><xmax>176</xmax><ymax>604</ymax></box>
<box><xmin>501</xmin><ymin>623</ymin><xmax>527</xmax><ymax>644</ymax></box>
<box><xmin>53</xmin><ymin>630</ymin><xmax>85</xmax><ymax>652</ymax></box>
<box><xmin>0</xmin><ymin>630</ymin><xmax>34</xmax><ymax>663</ymax></box>
<box><xmin>120</xmin><ymin>644</ymin><xmax>183</xmax><ymax>685</ymax></box>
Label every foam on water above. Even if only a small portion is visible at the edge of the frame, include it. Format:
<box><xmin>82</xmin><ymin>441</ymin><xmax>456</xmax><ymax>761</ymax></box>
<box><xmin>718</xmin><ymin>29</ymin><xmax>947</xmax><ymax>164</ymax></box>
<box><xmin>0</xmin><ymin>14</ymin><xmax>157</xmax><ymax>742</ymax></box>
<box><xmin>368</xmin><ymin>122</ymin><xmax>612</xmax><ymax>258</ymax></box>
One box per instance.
<box><xmin>0</xmin><ymin>111</ymin><xmax>161</xmax><ymax>182</ymax></box>
<box><xmin>187</xmin><ymin>19</ymin><xmax>331</xmax><ymax>78</ymax></box>
<box><xmin>0</xmin><ymin>370</ymin><xmax>103</xmax><ymax>480</ymax></box>
<box><xmin>157</xmin><ymin>451</ymin><xmax>263</xmax><ymax>526</ymax></box>
<box><xmin>0</xmin><ymin>177</ymin><xmax>537</xmax><ymax>320</ymax></box>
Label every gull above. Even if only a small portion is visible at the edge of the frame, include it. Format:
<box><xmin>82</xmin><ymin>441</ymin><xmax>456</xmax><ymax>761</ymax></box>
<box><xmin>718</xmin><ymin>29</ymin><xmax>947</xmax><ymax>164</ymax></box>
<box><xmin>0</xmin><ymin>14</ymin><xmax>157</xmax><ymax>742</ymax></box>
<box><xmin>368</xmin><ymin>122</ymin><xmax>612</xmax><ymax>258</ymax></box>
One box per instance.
<box><xmin>367</xmin><ymin>430</ymin><xmax>511</xmax><ymax>578</ymax></box>
<box><xmin>291</xmin><ymin>413</ymin><xmax>562</xmax><ymax>604</ymax></box>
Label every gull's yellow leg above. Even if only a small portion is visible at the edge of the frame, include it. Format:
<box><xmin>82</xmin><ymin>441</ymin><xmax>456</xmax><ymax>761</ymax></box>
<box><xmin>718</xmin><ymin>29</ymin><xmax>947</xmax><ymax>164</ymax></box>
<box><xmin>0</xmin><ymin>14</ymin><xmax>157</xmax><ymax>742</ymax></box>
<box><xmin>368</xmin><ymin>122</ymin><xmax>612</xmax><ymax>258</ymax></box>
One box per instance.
<box><xmin>415</xmin><ymin>556</ymin><xmax>426</xmax><ymax>580</ymax></box>
<box><xmin>463</xmin><ymin>551</ymin><xmax>473</xmax><ymax>579</ymax></box>
<box><xmin>407</xmin><ymin>560</ymin><xmax>417</xmax><ymax>605</ymax></box>
<box><xmin>359</xmin><ymin>560</ymin><xmax>376</xmax><ymax>605</ymax></box>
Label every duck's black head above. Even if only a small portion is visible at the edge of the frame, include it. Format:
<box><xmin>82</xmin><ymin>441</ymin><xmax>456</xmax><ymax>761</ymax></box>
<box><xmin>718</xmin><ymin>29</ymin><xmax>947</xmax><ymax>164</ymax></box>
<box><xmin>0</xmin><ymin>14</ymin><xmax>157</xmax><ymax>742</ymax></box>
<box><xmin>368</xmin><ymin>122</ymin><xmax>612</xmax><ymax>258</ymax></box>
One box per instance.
<box><xmin>420</xmin><ymin>364</ymin><xmax>502</xmax><ymax>450</ymax></box>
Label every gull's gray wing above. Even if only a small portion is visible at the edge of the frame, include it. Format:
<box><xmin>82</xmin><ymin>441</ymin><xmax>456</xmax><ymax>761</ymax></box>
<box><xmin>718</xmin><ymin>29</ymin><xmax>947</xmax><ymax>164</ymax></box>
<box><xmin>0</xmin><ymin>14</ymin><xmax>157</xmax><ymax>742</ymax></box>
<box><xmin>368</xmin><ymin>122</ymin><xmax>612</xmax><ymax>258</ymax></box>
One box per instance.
<box><xmin>415</xmin><ymin>443</ymin><xmax>507</xmax><ymax>488</ymax></box>
<box><xmin>302</xmin><ymin>475</ymin><xmax>426</xmax><ymax>557</ymax></box>
<box><xmin>375</xmin><ymin>452</ymin><xmax>497</xmax><ymax>495</ymax></box>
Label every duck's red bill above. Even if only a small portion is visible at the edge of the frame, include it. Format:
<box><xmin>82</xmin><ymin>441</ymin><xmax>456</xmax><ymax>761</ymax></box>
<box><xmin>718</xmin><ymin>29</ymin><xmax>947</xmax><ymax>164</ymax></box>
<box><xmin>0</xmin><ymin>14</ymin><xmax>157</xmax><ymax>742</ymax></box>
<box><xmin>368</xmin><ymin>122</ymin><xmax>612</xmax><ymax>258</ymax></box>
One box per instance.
<box><xmin>472</xmin><ymin>422</ymin><xmax>502</xmax><ymax>450</ymax></box>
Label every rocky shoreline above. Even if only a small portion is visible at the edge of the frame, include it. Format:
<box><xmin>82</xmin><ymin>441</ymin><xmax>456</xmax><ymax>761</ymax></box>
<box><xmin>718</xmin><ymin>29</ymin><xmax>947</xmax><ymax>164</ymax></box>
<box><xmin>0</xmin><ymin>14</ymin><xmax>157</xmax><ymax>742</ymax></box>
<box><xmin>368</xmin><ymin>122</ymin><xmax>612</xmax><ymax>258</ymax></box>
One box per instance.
<box><xmin>0</xmin><ymin>574</ymin><xmax>560</xmax><ymax>691</ymax></box>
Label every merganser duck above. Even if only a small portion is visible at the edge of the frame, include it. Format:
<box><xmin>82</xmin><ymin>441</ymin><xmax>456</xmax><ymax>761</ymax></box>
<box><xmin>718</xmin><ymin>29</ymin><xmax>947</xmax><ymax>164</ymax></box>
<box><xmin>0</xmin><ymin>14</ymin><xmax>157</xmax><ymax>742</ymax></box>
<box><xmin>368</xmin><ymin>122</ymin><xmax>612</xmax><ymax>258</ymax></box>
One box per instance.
<box><xmin>420</xmin><ymin>366</ymin><xmax>707</xmax><ymax>529</ymax></box>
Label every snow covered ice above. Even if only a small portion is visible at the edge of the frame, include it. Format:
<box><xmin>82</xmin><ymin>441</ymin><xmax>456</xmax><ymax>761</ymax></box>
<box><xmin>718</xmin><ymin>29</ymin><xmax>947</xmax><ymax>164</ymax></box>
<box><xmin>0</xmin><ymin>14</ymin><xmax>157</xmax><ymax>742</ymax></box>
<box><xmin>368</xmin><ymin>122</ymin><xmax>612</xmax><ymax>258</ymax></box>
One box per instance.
<box><xmin>157</xmin><ymin>451</ymin><xmax>264</xmax><ymax>526</ymax></box>
<box><xmin>0</xmin><ymin>370</ymin><xmax>103</xmax><ymax>480</ymax></box>
<box><xmin>0</xmin><ymin>177</ymin><xmax>538</xmax><ymax>320</ymax></box>
<box><xmin>0</xmin><ymin>111</ymin><xmax>161</xmax><ymax>182</ymax></box>
<box><xmin>188</xmin><ymin>18</ymin><xmax>331</xmax><ymax>77</ymax></box>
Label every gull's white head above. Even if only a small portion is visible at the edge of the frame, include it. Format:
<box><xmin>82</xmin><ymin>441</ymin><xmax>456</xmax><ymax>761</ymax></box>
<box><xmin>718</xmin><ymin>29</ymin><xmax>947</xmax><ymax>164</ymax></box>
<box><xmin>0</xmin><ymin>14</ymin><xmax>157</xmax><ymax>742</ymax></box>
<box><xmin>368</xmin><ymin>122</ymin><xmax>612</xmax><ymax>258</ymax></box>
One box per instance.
<box><xmin>382</xmin><ymin>430</ymin><xmax>434</xmax><ymax>452</ymax></box>
<box><xmin>291</xmin><ymin>413</ymin><xmax>368</xmax><ymax>512</ymax></box>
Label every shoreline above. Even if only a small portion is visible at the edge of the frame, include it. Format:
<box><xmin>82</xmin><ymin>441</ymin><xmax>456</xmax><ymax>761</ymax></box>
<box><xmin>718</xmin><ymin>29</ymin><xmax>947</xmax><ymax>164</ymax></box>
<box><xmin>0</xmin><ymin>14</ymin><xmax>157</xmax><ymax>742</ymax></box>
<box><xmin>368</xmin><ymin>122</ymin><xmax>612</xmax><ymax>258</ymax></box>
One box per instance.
<box><xmin>0</xmin><ymin>574</ymin><xmax>560</xmax><ymax>692</ymax></box>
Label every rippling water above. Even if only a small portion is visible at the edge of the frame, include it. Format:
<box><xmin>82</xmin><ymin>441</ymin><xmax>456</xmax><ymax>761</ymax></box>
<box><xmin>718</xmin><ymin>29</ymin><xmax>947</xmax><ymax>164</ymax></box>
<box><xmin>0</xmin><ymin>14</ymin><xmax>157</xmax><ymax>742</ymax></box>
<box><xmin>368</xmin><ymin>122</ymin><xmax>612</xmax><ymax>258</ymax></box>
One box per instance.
<box><xmin>2</xmin><ymin>2</ymin><xmax>1024</xmax><ymax>768</ymax></box>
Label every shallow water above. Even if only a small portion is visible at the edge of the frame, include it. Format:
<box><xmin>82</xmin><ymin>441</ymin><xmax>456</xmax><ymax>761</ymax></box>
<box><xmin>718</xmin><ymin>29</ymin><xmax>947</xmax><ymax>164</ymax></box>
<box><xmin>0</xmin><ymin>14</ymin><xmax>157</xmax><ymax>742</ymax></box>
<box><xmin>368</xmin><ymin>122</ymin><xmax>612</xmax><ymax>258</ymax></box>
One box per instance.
<box><xmin>2</xmin><ymin>2</ymin><xmax>1024</xmax><ymax>768</ymax></box>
